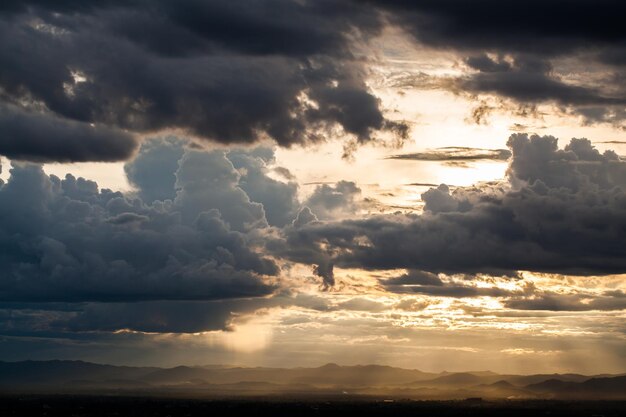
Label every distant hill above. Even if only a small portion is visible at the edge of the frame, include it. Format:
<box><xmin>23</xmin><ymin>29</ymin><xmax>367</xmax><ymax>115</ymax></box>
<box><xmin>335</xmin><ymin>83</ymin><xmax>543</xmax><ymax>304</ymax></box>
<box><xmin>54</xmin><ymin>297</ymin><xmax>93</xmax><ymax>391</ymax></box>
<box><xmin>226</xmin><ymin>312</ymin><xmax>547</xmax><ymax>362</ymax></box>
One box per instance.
<box><xmin>0</xmin><ymin>360</ymin><xmax>158</xmax><ymax>387</ymax></box>
<box><xmin>504</xmin><ymin>373</ymin><xmax>591</xmax><ymax>386</ymax></box>
<box><xmin>0</xmin><ymin>360</ymin><xmax>624</xmax><ymax>399</ymax></box>
<box><xmin>525</xmin><ymin>375</ymin><xmax>626</xmax><ymax>399</ymax></box>
<box><xmin>486</xmin><ymin>380</ymin><xmax>516</xmax><ymax>390</ymax></box>
<box><xmin>419</xmin><ymin>372</ymin><xmax>492</xmax><ymax>387</ymax></box>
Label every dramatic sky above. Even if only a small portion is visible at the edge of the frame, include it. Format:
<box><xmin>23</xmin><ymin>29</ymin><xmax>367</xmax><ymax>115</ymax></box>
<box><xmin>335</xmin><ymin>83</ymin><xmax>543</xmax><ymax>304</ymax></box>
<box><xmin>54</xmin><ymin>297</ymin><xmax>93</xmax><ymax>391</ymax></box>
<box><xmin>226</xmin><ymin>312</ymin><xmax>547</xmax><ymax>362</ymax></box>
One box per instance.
<box><xmin>1</xmin><ymin>0</ymin><xmax>626</xmax><ymax>374</ymax></box>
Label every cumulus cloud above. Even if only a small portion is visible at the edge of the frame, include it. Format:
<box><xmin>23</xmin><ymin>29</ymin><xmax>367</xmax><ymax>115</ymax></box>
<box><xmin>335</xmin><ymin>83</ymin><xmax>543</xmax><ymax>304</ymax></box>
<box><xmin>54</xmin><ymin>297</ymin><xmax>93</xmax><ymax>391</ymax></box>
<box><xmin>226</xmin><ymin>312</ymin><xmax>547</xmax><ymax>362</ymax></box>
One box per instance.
<box><xmin>124</xmin><ymin>137</ymin><xmax>185</xmax><ymax>203</ymax></box>
<box><xmin>303</xmin><ymin>180</ymin><xmax>366</xmax><ymax>220</ymax></box>
<box><xmin>0</xmin><ymin>138</ymin><xmax>332</xmax><ymax>337</ymax></box>
<box><xmin>0</xmin><ymin>161</ymin><xmax>279</xmax><ymax>304</ymax></box>
<box><xmin>174</xmin><ymin>151</ymin><xmax>269</xmax><ymax>232</ymax></box>
<box><xmin>0</xmin><ymin>0</ymin><xmax>407</xmax><ymax>162</ymax></box>
<box><xmin>227</xmin><ymin>148</ymin><xmax>300</xmax><ymax>227</ymax></box>
<box><xmin>273</xmin><ymin>134</ymin><xmax>626</xmax><ymax>284</ymax></box>
<box><xmin>292</xmin><ymin>206</ymin><xmax>319</xmax><ymax>228</ymax></box>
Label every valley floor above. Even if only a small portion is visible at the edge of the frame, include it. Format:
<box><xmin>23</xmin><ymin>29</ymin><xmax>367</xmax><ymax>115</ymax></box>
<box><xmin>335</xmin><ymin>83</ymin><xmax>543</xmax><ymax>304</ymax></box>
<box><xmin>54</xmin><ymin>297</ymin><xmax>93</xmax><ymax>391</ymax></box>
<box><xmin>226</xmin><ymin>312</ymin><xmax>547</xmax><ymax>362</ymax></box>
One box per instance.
<box><xmin>1</xmin><ymin>395</ymin><xmax>625</xmax><ymax>417</ymax></box>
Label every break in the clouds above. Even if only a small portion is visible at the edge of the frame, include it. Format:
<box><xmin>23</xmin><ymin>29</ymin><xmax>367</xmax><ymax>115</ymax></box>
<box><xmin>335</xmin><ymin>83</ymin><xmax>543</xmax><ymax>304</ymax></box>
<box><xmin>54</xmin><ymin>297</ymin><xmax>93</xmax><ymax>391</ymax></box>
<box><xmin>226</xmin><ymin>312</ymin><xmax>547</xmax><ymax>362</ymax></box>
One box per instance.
<box><xmin>0</xmin><ymin>0</ymin><xmax>410</xmax><ymax>163</ymax></box>
<box><xmin>274</xmin><ymin>134</ymin><xmax>626</xmax><ymax>278</ymax></box>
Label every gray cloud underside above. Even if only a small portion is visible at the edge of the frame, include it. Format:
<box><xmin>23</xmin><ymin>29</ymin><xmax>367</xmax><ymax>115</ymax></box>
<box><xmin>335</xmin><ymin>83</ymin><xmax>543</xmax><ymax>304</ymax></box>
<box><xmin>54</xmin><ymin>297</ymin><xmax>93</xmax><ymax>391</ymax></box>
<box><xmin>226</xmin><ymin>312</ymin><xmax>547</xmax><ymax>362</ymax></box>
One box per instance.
<box><xmin>0</xmin><ymin>104</ymin><xmax>138</xmax><ymax>163</ymax></box>
<box><xmin>0</xmin><ymin>290</ymin><xmax>348</xmax><ymax>334</ymax></box>
<box><xmin>273</xmin><ymin>134</ymin><xmax>626</xmax><ymax>277</ymax></box>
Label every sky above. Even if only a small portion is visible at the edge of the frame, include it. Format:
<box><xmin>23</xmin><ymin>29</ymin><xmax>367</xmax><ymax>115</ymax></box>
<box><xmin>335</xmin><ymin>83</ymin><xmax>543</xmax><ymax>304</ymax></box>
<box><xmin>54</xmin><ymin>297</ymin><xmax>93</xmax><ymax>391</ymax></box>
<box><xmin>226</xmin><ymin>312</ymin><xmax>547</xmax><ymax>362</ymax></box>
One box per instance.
<box><xmin>1</xmin><ymin>0</ymin><xmax>626</xmax><ymax>375</ymax></box>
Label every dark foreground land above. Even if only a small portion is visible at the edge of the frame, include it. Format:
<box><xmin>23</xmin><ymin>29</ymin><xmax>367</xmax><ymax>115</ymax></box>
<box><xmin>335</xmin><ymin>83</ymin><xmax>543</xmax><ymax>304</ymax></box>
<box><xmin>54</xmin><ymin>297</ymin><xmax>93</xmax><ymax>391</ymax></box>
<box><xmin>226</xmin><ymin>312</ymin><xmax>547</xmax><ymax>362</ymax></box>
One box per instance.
<box><xmin>1</xmin><ymin>395</ymin><xmax>625</xmax><ymax>417</ymax></box>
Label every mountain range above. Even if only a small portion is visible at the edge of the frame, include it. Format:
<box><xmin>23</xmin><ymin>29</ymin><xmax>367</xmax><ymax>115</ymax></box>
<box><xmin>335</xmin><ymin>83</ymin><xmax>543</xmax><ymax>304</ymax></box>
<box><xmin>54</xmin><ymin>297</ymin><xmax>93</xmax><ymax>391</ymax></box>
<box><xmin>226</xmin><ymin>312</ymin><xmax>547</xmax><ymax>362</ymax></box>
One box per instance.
<box><xmin>1</xmin><ymin>361</ymin><xmax>624</xmax><ymax>400</ymax></box>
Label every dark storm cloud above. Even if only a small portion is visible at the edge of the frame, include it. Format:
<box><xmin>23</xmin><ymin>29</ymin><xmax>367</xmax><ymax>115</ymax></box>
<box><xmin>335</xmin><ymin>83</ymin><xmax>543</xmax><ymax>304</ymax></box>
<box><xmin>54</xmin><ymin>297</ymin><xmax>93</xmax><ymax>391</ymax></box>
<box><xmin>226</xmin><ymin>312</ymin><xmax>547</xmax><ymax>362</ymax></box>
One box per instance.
<box><xmin>271</xmin><ymin>134</ymin><xmax>626</xmax><ymax>281</ymax></box>
<box><xmin>388</xmin><ymin>146</ymin><xmax>511</xmax><ymax>163</ymax></box>
<box><xmin>59</xmin><ymin>300</ymin><xmax>267</xmax><ymax>333</ymax></box>
<box><xmin>0</xmin><ymin>293</ymin><xmax>340</xmax><ymax>334</ymax></box>
<box><xmin>457</xmin><ymin>54</ymin><xmax>626</xmax><ymax>110</ymax></box>
<box><xmin>0</xmin><ymin>104</ymin><xmax>138</xmax><ymax>162</ymax></box>
<box><xmin>363</xmin><ymin>0</ymin><xmax>626</xmax><ymax>55</ymax></box>
<box><xmin>0</xmin><ymin>0</ymin><xmax>407</xmax><ymax>162</ymax></box>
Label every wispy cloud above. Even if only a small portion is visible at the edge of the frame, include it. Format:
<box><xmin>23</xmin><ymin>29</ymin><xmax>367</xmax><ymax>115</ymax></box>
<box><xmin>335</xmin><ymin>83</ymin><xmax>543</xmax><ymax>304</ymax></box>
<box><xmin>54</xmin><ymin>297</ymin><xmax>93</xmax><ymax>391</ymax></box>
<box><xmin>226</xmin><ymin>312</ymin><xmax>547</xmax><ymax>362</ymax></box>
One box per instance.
<box><xmin>387</xmin><ymin>147</ymin><xmax>511</xmax><ymax>164</ymax></box>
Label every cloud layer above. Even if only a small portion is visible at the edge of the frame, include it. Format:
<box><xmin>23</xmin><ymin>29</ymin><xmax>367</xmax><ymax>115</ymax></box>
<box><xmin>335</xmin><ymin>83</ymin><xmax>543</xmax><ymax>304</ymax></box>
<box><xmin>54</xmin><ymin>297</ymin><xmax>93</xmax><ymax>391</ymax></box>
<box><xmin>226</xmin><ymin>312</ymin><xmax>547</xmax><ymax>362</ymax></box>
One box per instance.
<box><xmin>2</xmin><ymin>0</ymin><xmax>625</xmax><ymax>162</ymax></box>
<box><xmin>366</xmin><ymin>0</ymin><xmax>626</xmax><ymax>125</ymax></box>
